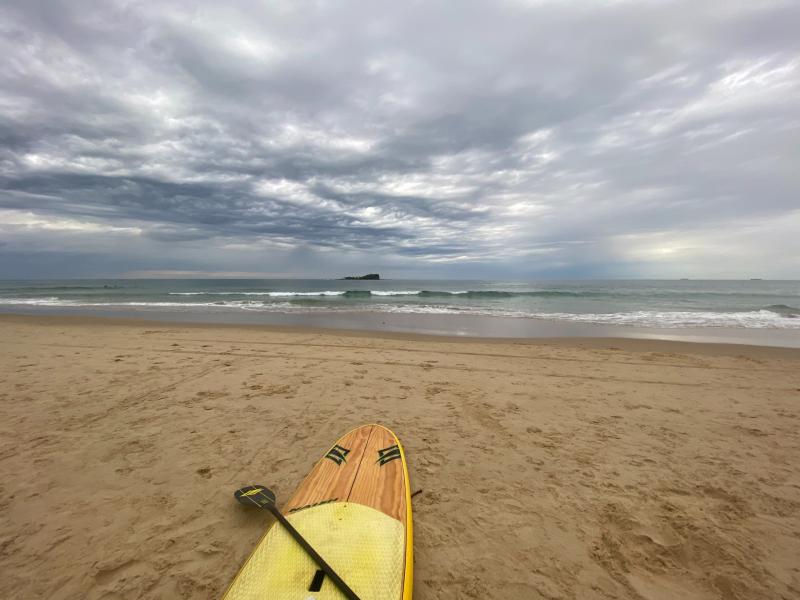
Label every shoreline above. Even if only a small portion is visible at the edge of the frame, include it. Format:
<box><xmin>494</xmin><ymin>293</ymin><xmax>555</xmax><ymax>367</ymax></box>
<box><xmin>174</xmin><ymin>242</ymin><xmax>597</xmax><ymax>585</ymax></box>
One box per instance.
<box><xmin>1</xmin><ymin>308</ymin><xmax>799</xmax><ymax>350</ymax></box>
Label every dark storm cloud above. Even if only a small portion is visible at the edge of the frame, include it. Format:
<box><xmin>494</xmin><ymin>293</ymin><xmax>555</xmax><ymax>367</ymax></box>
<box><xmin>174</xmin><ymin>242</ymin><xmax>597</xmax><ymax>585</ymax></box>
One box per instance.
<box><xmin>1</xmin><ymin>0</ymin><xmax>799</xmax><ymax>277</ymax></box>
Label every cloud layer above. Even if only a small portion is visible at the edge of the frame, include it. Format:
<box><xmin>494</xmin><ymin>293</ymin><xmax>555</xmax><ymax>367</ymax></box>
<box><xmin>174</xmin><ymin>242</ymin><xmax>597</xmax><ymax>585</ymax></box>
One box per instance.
<box><xmin>1</xmin><ymin>0</ymin><xmax>799</xmax><ymax>278</ymax></box>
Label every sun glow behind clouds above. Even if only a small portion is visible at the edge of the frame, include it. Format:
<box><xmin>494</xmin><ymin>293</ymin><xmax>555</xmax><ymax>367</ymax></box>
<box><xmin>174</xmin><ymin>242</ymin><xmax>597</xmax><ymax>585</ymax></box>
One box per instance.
<box><xmin>0</xmin><ymin>210</ymin><xmax>142</xmax><ymax>235</ymax></box>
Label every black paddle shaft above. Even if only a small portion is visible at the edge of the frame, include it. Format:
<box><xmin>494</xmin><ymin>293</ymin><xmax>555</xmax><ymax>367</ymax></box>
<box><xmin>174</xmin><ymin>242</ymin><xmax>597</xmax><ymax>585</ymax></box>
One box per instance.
<box><xmin>263</xmin><ymin>503</ymin><xmax>362</xmax><ymax>600</ymax></box>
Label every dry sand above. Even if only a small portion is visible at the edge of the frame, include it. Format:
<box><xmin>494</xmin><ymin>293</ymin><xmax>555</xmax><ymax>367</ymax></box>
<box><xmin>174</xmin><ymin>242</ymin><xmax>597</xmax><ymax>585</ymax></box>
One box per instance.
<box><xmin>1</xmin><ymin>314</ymin><xmax>799</xmax><ymax>600</ymax></box>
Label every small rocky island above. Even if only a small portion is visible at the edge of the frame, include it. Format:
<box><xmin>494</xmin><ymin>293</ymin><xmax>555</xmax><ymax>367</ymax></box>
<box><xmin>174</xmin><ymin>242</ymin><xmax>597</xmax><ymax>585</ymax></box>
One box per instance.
<box><xmin>341</xmin><ymin>273</ymin><xmax>380</xmax><ymax>280</ymax></box>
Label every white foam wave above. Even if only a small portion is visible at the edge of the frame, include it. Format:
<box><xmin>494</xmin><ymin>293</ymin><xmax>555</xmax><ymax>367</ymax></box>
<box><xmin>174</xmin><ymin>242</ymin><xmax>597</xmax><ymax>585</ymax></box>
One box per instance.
<box><xmin>2</xmin><ymin>297</ymin><xmax>799</xmax><ymax>328</ymax></box>
<box><xmin>369</xmin><ymin>290</ymin><xmax>421</xmax><ymax>296</ymax></box>
<box><xmin>169</xmin><ymin>292</ymin><xmax>233</xmax><ymax>296</ymax></box>
<box><xmin>0</xmin><ymin>296</ymin><xmax>65</xmax><ymax>306</ymax></box>
<box><xmin>168</xmin><ymin>290</ymin><xmax>423</xmax><ymax>297</ymax></box>
<box><xmin>524</xmin><ymin>309</ymin><xmax>800</xmax><ymax>328</ymax></box>
<box><xmin>0</xmin><ymin>298</ymin><xmax>290</xmax><ymax>309</ymax></box>
<box><xmin>263</xmin><ymin>291</ymin><xmax>346</xmax><ymax>297</ymax></box>
<box><xmin>168</xmin><ymin>291</ymin><xmax>347</xmax><ymax>297</ymax></box>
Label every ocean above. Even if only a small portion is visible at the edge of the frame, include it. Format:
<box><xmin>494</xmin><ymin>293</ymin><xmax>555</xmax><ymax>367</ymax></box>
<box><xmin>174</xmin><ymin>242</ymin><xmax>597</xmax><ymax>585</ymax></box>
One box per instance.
<box><xmin>1</xmin><ymin>279</ymin><xmax>799</xmax><ymax>331</ymax></box>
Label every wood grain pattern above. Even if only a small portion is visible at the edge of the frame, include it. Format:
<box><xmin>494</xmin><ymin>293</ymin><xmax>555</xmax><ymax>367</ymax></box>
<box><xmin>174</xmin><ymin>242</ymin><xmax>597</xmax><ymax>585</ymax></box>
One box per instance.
<box><xmin>282</xmin><ymin>424</ymin><xmax>408</xmax><ymax>524</ymax></box>
<box><xmin>348</xmin><ymin>425</ymin><xmax>407</xmax><ymax>524</ymax></box>
<box><xmin>282</xmin><ymin>425</ymin><xmax>374</xmax><ymax>513</ymax></box>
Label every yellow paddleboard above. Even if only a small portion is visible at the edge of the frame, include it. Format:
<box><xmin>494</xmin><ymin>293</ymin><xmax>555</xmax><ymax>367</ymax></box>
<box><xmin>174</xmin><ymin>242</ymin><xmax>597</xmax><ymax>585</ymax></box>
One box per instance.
<box><xmin>222</xmin><ymin>424</ymin><xmax>413</xmax><ymax>600</ymax></box>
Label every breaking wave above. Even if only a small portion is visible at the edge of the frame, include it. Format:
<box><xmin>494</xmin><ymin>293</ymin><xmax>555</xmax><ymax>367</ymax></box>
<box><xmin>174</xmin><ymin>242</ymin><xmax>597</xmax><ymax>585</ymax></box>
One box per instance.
<box><xmin>1</xmin><ymin>296</ymin><xmax>799</xmax><ymax>328</ymax></box>
<box><xmin>165</xmin><ymin>289</ymin><xmax>608</xmax><ymax>298</ymax></box>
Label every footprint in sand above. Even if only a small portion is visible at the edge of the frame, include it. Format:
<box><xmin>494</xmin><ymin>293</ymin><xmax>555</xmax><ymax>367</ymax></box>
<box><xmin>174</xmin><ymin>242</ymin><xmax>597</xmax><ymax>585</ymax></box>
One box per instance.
<box><xmin>632</xmin><ymin>524</ymin><xmax>682</xmax><ymax>548</ymax></box>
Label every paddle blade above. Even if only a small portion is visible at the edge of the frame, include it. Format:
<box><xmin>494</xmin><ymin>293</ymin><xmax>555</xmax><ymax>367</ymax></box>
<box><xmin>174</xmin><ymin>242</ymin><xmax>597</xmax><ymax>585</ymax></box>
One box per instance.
<box><xmin>234</xmin><ymin>485</ymin><xmax>276</xmax><ymax>509</ymax></box>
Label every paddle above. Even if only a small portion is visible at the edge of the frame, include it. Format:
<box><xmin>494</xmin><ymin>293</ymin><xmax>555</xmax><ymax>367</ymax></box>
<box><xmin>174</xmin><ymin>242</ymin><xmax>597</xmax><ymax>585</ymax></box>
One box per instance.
<box><xmin>234</xmin><ymin>485</ymin><xmax>363</xmax><ymax>600</ymax></box>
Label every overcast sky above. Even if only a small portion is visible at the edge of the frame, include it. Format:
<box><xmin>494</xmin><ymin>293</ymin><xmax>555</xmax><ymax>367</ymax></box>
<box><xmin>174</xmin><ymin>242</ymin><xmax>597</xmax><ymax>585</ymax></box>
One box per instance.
<box><xmin>1</xmin><ymin>0</ymin><xmax>798</xmax><ymax>279</ymax></box>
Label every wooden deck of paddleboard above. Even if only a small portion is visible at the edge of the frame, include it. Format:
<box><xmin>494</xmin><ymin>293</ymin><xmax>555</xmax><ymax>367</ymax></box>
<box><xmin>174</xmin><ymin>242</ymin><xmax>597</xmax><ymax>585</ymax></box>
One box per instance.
<box><xmin>284</xmin><ymin>424</ymin><xmax>408</xmax><ymax>525</ymax></box>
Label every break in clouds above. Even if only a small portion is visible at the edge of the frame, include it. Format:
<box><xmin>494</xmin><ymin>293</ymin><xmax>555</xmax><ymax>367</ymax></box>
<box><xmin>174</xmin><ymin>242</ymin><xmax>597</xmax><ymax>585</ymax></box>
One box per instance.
<box><xmin>1</xmin><ymin>0</ymin><xmax>799</xmax><ymax>279</ymax></box>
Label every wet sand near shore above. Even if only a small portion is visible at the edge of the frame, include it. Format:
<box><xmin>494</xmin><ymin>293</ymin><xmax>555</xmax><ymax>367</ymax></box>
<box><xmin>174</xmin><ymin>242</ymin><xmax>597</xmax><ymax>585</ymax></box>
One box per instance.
<box><xmin>3</xmin><ymin>305</ymin><xmax>800</xmax><ymax>348</ymax></box>
<box><xmin>1</xmin><ymin>314</ymin><xmax>799</xmax><ymax>599</ymax></box>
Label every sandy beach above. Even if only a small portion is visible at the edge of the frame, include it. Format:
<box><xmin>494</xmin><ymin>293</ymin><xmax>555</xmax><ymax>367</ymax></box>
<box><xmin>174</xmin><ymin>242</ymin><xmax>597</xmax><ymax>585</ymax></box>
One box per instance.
<box><xmin>1</xmin><ymin>313</ymin><xmax>799</xmax><ymax>600</ymax></box>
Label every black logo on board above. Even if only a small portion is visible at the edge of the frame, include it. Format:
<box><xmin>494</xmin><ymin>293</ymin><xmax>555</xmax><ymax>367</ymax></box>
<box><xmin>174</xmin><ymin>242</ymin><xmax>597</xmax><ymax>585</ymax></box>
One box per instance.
<box><xmin>325</xmin><ymin>444</ymin><xmax>350</xmax><ymax>465</ymax></box>
<box><xmin>376</xmin><ymin>444</ymin><xmax>401</xmax><ymax>466</ymax></box>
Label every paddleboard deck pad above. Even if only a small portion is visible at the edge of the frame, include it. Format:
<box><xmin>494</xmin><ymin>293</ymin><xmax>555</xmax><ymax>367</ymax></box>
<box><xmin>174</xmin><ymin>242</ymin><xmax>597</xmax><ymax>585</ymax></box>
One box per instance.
<box><xmin>222</xmin><ymin>424</ymin><xmax>413</xmax><ymax>600</ymax></box>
